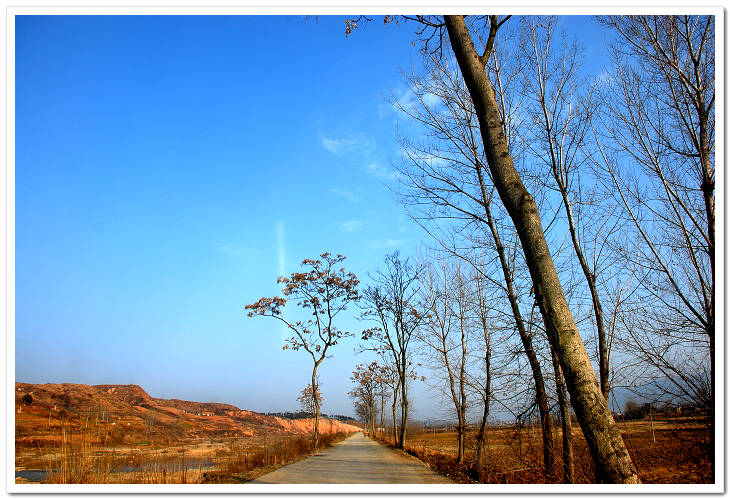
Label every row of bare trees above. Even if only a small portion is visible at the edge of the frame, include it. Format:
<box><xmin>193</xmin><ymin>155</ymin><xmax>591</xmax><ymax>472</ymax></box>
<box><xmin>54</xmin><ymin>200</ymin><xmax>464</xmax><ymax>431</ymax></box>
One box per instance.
<box><xmin>346</xmin><ymin>13</ymin><xmax>713</xmax><ymax>484</ymax></box>
<box><xmin>358</xmin><ymin>253</ymin><xmax>426</xmax><ymax>449</ymax></box>
<box><xmin>247</xmin><ymin>13</ymin><xmax>713</xmax><ymax>484</ymax></box>
<box><xmin>353</xmin><ymin>250</ymin><xmax>574</xmax><ymax>482</ymax></box>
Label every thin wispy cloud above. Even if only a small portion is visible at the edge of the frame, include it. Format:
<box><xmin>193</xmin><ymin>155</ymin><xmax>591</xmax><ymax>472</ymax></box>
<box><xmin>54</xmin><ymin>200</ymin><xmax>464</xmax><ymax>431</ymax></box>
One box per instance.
<box><xmin>378</xmin><ymin>85</ymin><xmax>412</xmax><ymax>118</ymax></box>
<box><xmin>386</xmin><ymin>85</ymin><xmax>441</xmax><ymax>117</ymax></box>
<box><xmin>320</xmin><ymin>131</ymin><xmax>396</xmax><ymax>181</ymax></box>
<box><xmin>320</xmin><ymin>133</ymin><xmax>373</xmax><ymax>155</ymax></box>
<box><xmin>594</xmin><ymin>69</ymin><xmax>614</xmax><ymax>87</ymax></box>
<box><xmin>329</xmin><ymin>187</ymin><xmax>360</xmax><ymax>203</ymax></box>
<box><xmin>366</xmin><ymin>162</ymin><xmax>399</xmax><ymax>180</ymax></box>
<box><xmin>422</xmin><ymin>92</ymin><xmax>441</xmax><ymax>108</ymax></box>
<box><xmin>377</xmin><ymin>101</ymin><xmax>391</xmax><ymax>119</ymax></box>
<box><xmin>339</xmin><ymin>220</ymin><xmax>363</xmax><ymax>233</ymax></box>
<box><xmin>215</xmin><ymin>242</ymin><xmax>247</xmax><ymax>257</ymax></box>
<box><xmin>419</xmin><ymin>152</ymin><xmax>450</xmax><ymax>168</ymax></box>
<box><xmin>392</xmin><ymin>86</ymin><xmax>417</xmax><ymax>113</ymax></box>
<box><xmin>371</xmin><ymin>237</ymin><xmax>403</xmax><ymax>249</ymax></box>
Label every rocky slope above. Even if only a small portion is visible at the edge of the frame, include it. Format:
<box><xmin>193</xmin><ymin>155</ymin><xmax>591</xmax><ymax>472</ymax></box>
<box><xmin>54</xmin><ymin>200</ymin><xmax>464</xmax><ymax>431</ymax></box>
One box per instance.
<box><xmin>15</xmin><ymin>382</ymin><xmax>359</xmax><ymax>446</ymax></box>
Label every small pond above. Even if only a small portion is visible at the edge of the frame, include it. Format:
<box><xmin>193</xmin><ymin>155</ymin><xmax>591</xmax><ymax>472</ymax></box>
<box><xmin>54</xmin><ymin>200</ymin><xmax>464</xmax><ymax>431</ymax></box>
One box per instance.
<box><xmin>16</xmin><ymin>457</ymin><xmax>217</xmax><ymax>483</ymax></box>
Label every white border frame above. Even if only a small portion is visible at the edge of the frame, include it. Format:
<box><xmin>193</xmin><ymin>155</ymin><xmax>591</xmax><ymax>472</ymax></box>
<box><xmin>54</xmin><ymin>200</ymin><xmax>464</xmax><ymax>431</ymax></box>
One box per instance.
<box><xmin>4</xmin><ymin>4</ymin><xmax>724</xmax><ymax>495</ymax></box>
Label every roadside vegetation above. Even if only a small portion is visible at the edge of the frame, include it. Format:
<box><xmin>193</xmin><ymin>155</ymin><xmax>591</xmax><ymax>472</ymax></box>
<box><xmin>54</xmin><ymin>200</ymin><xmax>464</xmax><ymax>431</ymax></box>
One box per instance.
<box><xmin>201</xmin><ymin>431</ymin><xmax>352</xmax><ymax>483</ymax></box>
<box><xmin>369</xmin><ymin>416</ymin><xmax>710</xmax><ymax>484</ymax></box>
<box><xmin>17</xmin><ymin>415</ymin><xmax>353</xmax><ymax>484</ymax></box>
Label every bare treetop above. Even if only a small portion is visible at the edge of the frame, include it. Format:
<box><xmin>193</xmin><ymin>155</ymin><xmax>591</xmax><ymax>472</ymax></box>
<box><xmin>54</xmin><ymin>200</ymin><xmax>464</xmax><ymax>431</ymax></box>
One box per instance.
<box><xmin>246</xmin><ymin>253</ymin><xmax>359</xmax><ymax>355</ymax></box>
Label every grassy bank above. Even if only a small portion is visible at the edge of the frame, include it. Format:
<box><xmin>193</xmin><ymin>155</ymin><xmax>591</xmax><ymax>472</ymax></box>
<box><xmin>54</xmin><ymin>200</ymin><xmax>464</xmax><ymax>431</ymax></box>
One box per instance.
<box><xmin>201</xmin><ymin>431</ymin><xmax>352</xmax><ymax>483</ymax></box>
<box><xmin>17</xmin><ymin>420</ymin><xmax>355</xmax><ymax>484</ymax></box>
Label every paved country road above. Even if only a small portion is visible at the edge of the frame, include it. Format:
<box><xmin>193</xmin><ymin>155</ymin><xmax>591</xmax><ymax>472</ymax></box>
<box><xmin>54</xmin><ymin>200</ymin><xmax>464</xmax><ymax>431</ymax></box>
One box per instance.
<box><xmin>249</xmin><ymin>432</ymin><xmax>452</xmax><ymax>484</ymax></box>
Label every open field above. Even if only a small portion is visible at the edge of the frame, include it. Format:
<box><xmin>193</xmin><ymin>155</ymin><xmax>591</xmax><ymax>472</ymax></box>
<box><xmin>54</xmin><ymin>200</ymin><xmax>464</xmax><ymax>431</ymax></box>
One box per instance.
<box><xmin>378</xmin><ymin>416</ymin><xmax>711</xmax><ymax>484</ymax></box>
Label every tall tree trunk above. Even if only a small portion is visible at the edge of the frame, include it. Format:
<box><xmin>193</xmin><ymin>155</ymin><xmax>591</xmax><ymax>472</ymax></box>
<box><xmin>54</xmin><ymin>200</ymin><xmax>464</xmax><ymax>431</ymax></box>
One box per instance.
<box><xmin>552</xmin><ymin>347</ymin><xmax>574</xmax><ymax>483</ymax></box>
<box><xmin>440</xmin><ymin>290</ymin><xmax>468</xmax><ymax>465</ymax></box>
<box><xmin>399</xmin><ymin>358</ymin><xmax>408</xmax><ymax>449</ymax></box>
<box><xmin>708</xmin><ymin>313</ymin><xmax>715</xmax><ymax>482</ymax></box>
<box><xmin>475</xmin><ymin>416</ymin><xmax>488</xmax><ymax>480</ymax></box>
<box><xmin>392</xmin><ymin>382</ymin><xmax>399</xmax><ymax>445</ymax></box>
<box><xmin>476</xmin><ymin>333</ymin><xmax>492</xmax><ymax>482</ymax></box>
<box><xmin>457</xmin><ymin>418</ymin><xmax>465</xmax><ymax>464</ymax></box>
<box><xmin>535</xmin><ymin>51</ymin><xmax>612</xmax><ymax>400</ymax></box>
<box><xmin>444</xmin><ymin>15</ymin><xmax>640</xmax><ymax>483</ymax></box>
<box><xmin>443</xmin><ymin>339</ymin><xmax>464</xmax><ymax>463</ymax></box>
<box><xmin>475</xmin><ymin>393</ymin><xmax>489</xmax><ymax>480</ymax></box>
<box><xmin>458</xmin><ymin>304</ymin><xmax>468</xmax><ymax>465</ymax></box>
<box><xmin>370</xmin><ymin>407</ymin><xmax>376</xmax><ymax>436</ymax></box>
<box><xmin>699</xmin><ymin>110</ymin><xmax>715</xmax><ymax>483</ymax></box>
<box><xmin>475</xmin><ymin>164</ymin><xmax>555</xmax><ymax>478</ymax></box>
<box><xmin>312</xmin><ymin>363</ymin><xmax>321</xmax><ymax>447</ymax></box>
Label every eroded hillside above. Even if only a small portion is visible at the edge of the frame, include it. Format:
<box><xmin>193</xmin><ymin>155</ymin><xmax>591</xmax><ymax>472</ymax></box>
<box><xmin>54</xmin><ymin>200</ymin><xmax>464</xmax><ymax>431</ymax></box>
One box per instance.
<box><xmin>15</xmin><ymin>382</ymin><xmax>359</xmax><ymax>447</ymax></box>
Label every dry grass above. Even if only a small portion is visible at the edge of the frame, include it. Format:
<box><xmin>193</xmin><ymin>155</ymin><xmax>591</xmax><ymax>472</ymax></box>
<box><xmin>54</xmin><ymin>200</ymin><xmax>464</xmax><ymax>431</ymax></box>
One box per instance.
<box><xmin>378</xmin><ymin>416</ymin><xmax>711</xmax><ymax>484</ymax></box>
<box><xmin>18</xmin><ymin>421</ymin><xmax>354</xmax><ymax>484</ymax></box>
<box><xmin>39</xmin><ymin>423</ymin><xmax>212</xmax><ymax>484</ymax></box>
<box><xmin>201</xmin><ymin>432</ymin><xmax>351</xmax><ymax>483</ymax></box>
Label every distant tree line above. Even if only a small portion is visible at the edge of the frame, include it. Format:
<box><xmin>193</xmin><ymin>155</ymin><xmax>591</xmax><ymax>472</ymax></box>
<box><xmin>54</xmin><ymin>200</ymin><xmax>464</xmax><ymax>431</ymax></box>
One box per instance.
<box><xmin>263</xmin><ymin>411</ymin><xmax>358</xmax><ymax>423</ymax></box>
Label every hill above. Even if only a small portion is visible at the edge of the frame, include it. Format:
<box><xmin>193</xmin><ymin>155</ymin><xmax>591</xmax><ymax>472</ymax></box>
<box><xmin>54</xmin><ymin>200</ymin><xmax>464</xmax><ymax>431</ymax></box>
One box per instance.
<box><xmin>15</xmin><ymin>382</ymin><xmax>359</xmax><ymax>447</ymax></box>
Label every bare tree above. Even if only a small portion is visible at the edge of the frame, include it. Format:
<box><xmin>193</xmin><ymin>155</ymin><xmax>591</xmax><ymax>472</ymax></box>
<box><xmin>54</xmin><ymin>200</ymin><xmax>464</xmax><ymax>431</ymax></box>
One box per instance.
<box><xmin>551</xmin><ymin>346</ymin><xmax>574</xmax><ymax>483</ymax></box>
<box><xmin>245</xmin><ymin>253</ymin><xmax>359</xmax><ymax>446</ymax></box>
<box><xmin>297</xmin><ymin>381</ymin><xmax>323</xmax><ymax>417</ymax></box>
<box><xmin>595</xmin><ymin>14</ymin><xmax>715</xmax><ymax>475</ymax></box>
<box><xmin>377</xmin><ymin>354</ymin><xmax>401</xmax><ymax>443</ymax></box>
<box><xmin>418</xmin><ymin>258</ymin><xmax>470</xmax><ymax>463</ymax></box>
<box><xmin>526</xmin><ymin>299</ymin><xmax>574</xmax><ymax>484</ymax></box>
<box><xmin>373</xmin><ymin>363</ymin><xmax>392</xmax><ymax>438</ymax></box>
<box><xmin>361</xmin><ymin>252</ymin><xmax>426</xmax><ymax>448</ymax></box>
<box><xmin>520</xmin><ymin>16</ymin><xmax>618</xmax><ymax>401</ymax></box>
<box><xmin>470</xmin><ymin>262</ymin><xmax>497</xmax><ymax>480</ymax></box>
<box><xmin>350</xmin><ymin>362</ymin><xmax>379</xmax><ymax>435</ymax></box>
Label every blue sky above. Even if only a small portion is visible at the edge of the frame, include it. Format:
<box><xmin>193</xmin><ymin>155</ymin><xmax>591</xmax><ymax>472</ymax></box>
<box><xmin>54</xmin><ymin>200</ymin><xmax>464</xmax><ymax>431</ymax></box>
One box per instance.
<box><xmin>15</xmin><ymin>15</ymin><xmax>611</xmax><ymax>417</ymax></box>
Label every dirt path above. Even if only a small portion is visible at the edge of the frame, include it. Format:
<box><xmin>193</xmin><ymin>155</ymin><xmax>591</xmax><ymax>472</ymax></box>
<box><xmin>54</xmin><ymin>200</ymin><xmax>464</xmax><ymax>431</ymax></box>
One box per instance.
<box><xmin>248</xmin><ymin>432</ymin><xmax>451</xmax><ymax>484</ymax></box>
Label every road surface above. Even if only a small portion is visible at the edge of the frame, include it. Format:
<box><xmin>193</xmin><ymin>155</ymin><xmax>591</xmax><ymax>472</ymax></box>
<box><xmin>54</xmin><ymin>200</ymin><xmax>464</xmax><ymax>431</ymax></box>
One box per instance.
<box><xmin>249</xmin><ymin>432</ymin><xmax>452</xmax><ymax>484</ymax></box>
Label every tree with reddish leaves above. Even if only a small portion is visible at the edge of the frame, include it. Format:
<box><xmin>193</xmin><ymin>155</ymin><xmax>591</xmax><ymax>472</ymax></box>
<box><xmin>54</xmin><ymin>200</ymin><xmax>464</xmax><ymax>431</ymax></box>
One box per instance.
<box><xmin>245</xmin><ymin>253</ymin><xmax>359</xmax><ymax>446</ymax></box>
